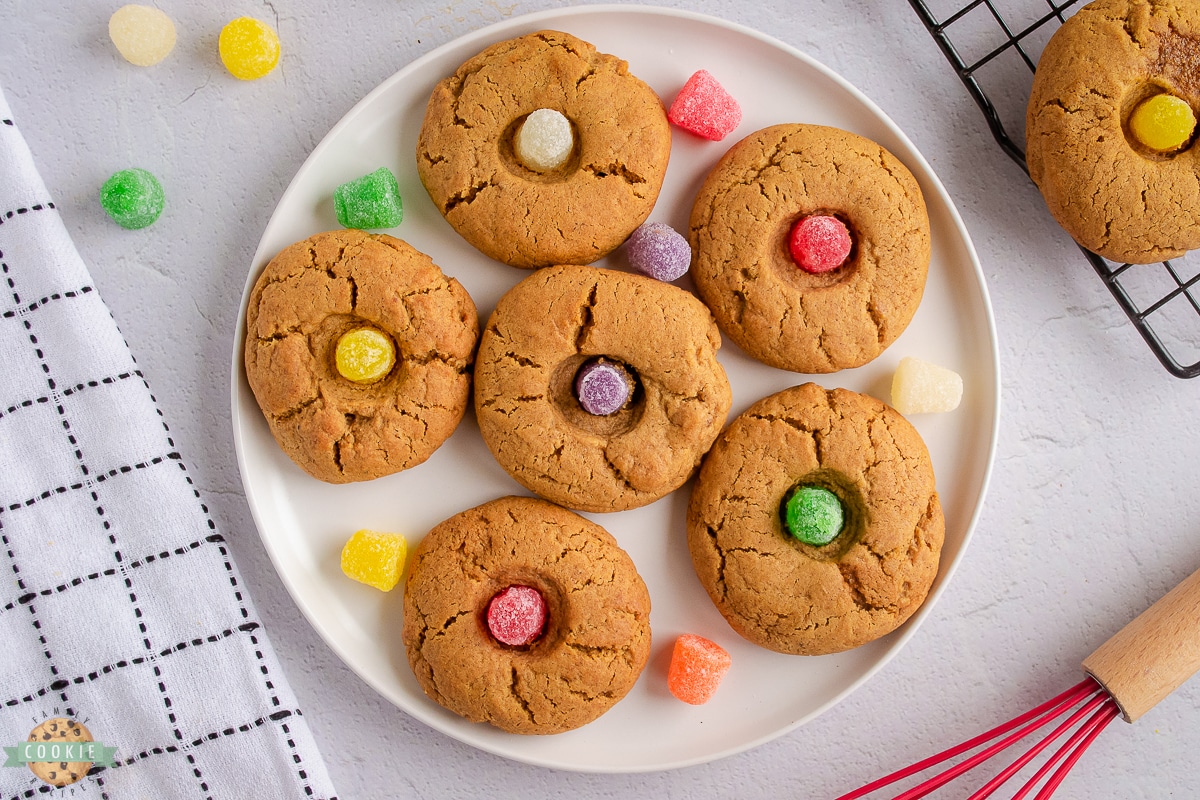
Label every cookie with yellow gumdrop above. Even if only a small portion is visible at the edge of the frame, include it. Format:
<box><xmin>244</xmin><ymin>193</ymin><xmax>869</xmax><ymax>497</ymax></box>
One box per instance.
<box><xmin>243</xmin><ymin>229</ymin><xmax>479</xmax><ymax>483</ymax></box>
<box><xmin>341</xmin><ymin>529</ymin><xmax>407</xmax><ymax>591</ymax></box>
<box><xmin>219</xmin><ymin>16</ymin><xmax>280</xmax><ymax>80</ymax></box>
<box><xmin>1026</xmin><ymin>0</ymin><xmax>1200</xmax><ymax>263</ymax></box>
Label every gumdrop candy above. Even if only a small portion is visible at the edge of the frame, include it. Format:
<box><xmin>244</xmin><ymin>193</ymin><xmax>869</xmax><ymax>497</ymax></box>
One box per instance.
<box><xmin>668</xmin><ymin>634</ymin><xmax>731</xmax><ymax>705</ymax></box>
<box><xmin>100</xmin><ymin>168</ymin><xmax>164</xmax><ymax>229</ymax></box>
<box><xmin>627</xmin><ymin>221</ymin><xmax>691</xmax><ymax>282</ymax></box>
<box><xmin>515</xmin><ymin>108</ymin><xmax>574</xmax><ymax>171</ymax></box>
<box><xmin>219</xmin><ymin>17</ymin><xmax>280</xmax><ymax>80</ymax></box>
<box><xmin>1129</xmin><ymin>93</ymin><xmax>1196</xmax><ymax>153</ymax></box>
<box><xmin>574</xmin><ymin>358</ymin><xmax>633</xmax><ymax>416</ymax></box>
<box><xmin>335</xmin><ymin>327</ymin><xmax>396</xmax><ymax>384</ymax></box>
<box><xmin>487</xmin><ymin>585</ymin><xmax>547</xmax><ymax>646</ymax></box>
<box><xmin>784</xmin><ymin>485</ymin><xmax>844</xmax><ymax>546</ymax></box>
<box><xmin>891</xmin><ymin>356</ymin><xmax>963</xmax><ymax>414</ymax></box>
<box><xmin>340</xmin><ymin>529</ymin><xmax>407</xmax><ymax>591</ymax></box>
<box><xmin>109</xmin><ymin>5</ymin><xmax>176</xmax><ymax>67</ymax></box>
<box><xmin>668</xmin><ymin>70</ymin><xmax>741</xmax><ymax>141</ymax></box>
<box><xmin>789</xmin><ymin>214</ymin><xmax>852</xmax><ymax>274</ymax></box>
<box><xmin>334</xmin><ymin>167</ymin><xmax>404</xmax><ymax>230</ymax></box>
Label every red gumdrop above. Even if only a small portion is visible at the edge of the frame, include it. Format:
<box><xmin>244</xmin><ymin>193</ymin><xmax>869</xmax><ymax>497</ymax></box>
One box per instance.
<box><xmin>486</xmin><ymin>585</ymin><xmax>547</xmax><ymax>646</ymax></box>
<box><xmin>788</xmin><ymin>214</ymin><xmax>853</xmax><ymax>274</ymax></box>
<box><xmin>667</xmin><ymin>634</ymin><xmax>731</xmax><ymax>705</ymax></box>
<box><xmin>668</xmin><ymin>70</ymin><xmax>741</xmax><ymax>141</ymax></box>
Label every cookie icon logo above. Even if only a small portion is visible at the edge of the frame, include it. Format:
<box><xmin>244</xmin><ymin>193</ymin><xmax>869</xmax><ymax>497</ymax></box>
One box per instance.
<box><xmin>3</xmin><ymin>717</ymin><xmax>115</xmax><ymax>787</ymax></box>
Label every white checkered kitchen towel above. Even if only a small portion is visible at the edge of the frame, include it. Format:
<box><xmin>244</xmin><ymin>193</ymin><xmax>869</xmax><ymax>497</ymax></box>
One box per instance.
<box><xmin>0</xmin><ymin>88</ymin><xmax>337</xmax><ymax>798</ymax></box>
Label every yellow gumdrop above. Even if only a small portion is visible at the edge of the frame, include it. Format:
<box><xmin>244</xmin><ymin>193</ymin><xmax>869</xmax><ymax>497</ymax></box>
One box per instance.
<box><xmin>340</xmin><ymin>530</ymin><xmax>407</xmax><ymax>592</ymax></box>
<box><xmin>218</xmin><ymin>17</ymin><xmax>280</xmax><ymax>80</ymax></box>
<box><xmin>335</xmin><ymin>328</ymin><xmax>395</xmax><ymax>384</ymax></box>
<box><xmin>1129</xmin><ymin>94</ymin><xmax>1196</xmax><ymax>152</ymax></box>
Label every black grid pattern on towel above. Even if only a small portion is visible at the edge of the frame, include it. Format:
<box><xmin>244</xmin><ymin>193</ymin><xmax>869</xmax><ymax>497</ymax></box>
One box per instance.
<box><xmin>0</xmin><ymin>117</ymin><xmax>333</xmax><ymax>799</ymax></box>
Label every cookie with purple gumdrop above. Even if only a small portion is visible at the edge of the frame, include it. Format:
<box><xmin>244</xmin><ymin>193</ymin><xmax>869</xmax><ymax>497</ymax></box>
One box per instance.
<box><xmin>574</xmin><ymin>358</ymin><xmax>634</xmax><ymax>416</ymax></box>
<box><xmin>627</xmin><ymin>222</ymin><xmax>691</xmax><ymax>282</ymax></box>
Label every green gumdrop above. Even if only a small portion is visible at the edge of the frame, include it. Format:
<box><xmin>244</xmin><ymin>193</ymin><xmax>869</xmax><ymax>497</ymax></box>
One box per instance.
<box><xmin>334</xmin><ymin>167</ymin><xmax>403</xmax><ymax>229</ymax></box>
<box><xmin>784</xmin><ymin>485</ymin><xmax>844</xmax><ymax>546</ymax></box>
<box><xmin>100</xmin><ymin>168</ymin><xmax>164</xmax><ymax>229</ymax></box>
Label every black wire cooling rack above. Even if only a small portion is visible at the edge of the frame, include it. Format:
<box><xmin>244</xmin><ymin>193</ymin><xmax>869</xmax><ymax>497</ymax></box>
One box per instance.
<box><xmin>908</xmin><ymin>0</ymin><xmax>1200</xmax><ymax>378</ymax></box>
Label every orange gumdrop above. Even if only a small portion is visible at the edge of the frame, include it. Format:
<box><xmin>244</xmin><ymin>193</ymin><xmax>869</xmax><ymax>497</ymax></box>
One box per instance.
<box><xmin>667</xmin><ymin>634</ymin><xmax>731</xmax><ymax>705</ymax></box>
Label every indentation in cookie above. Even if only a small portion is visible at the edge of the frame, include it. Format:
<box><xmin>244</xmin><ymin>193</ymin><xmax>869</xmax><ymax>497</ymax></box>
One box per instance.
<box><xmin>1121</xmin><ymin>83</ymin><xmax>1198</xmax><ymax>159</ymax></box>
<box><xmin>549</xmin><ymin>354</ymin><xmax>645</xmax><ymax>437</ymax></box>
<box><xmin>771</xmin><ymin>209</ymin><xmax>860</xmax><ymax>290</ymax></box>
<box><xmin>500</xmin><ymin>110</ymin><xmax>582</xmax><ymax>182</ymax></box>
<box><xmin>777</xmin><ymin>468</ymin><xmax>866</xmax><ymax>561</ymax></box>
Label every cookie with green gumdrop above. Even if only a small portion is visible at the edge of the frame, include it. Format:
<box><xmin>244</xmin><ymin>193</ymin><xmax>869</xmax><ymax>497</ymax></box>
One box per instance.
<box><xmin>100</xmin><ymin>168</ymin><xmax>164</xmax><ymax>229</ymax></box>
<box><xmin>783</xmin><ymin>485</ymin><xmax>844</xmax><ymax>546</ymax></box>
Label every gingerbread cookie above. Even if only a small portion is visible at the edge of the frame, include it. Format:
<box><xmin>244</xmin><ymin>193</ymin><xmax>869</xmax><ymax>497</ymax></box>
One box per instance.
<box><xmin>402</xmin><ymin>495</ymin><xmax>652</xmax><ymax>735</ymax></box>
<box><xmin>1026</xmin><ymin>0</ymin><xmax>1200</xmax><ymax>264</ymax></box>
<box><xmin>687</xmin><ymin>383</ymin><xmax>944</xmax><ymax>655</ymax></box>
<box><xmin>689</xmin><ymin>123</ymin><xmax>931</xmax><ymax>373</ymax></box>
<box><xmin>26</xmin><ymin>718</ymin><xmax>92</xmax><ymax>787</ymax></box>
<box><xmin>474</xmin><ymin>265</ymin><xmax>732</xmax><ymax>513</ymax></box>
<box><xmin>416</xmin><ymin>30</ymin><xmax>671</xmax><ymax>269</ymax></box>
<box><xmin>243</xmin><ymin>229</ymin><xmax>478</xmax><ymax>483</ymax></box>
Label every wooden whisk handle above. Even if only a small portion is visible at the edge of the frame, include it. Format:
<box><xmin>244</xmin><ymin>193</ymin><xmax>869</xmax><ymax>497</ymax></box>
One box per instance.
<box><xmin>1082</xmin><ymin>565</ymin><xmax>1200</xmax><ymax>723</ymax></box>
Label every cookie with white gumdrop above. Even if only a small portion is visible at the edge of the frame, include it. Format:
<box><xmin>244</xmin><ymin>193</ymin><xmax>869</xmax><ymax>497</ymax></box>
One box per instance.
<box><xmin>416</xmin><ymin>30</ymin><xmax>671</xmax><ymax>269</ymax></box>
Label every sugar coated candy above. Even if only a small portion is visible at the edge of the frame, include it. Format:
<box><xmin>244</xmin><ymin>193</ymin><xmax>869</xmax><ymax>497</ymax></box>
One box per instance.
<box><xmin>487</xmin><ymin>585</ymin><xmax>547</xmax><ymax>646</ymax></box>
<box><xmin>515</xmin><ymin>108</ymin><xmax>574</xmax><ymax>172</ymax></box>
<box><xmin>784</xmin><ymin>485</ymin><xmax>844</xmax><ymax>546</ymax></box>
<box><xmin>219</xmin><ymin>16</ymin><xmax>280</xmax><ymax>80</ymax></box>
<box><xmin>574</xmin><ymin>358</ymin><xmax>633</xmax><ymax>416</ymax></box>
<box><xmin>668</xmin><ymin>70</ymin><xmax>741</xmax><ymax>141</ymax></box>
<box><xmin>340</xmin><ymin>529</ymin><xmax>407</xmax><ymax>591</ymax></box>
<box><xmin>100</xmin><ymin>168</ymin><xmax>164</xmax><ymax>229</ymax></box>
<box><xmin>335</xmin><ymin>167</ymin><xmax>404</xmax><ymax>230</ymax></box>
<box><xmin>335</xmin><ymin>327</ymin><xmax>395</xmax><ymax>384</ymax></box>
<box><xmin>1129</xmin><ymin>93</ymin><xmax>1196</xmax><ymax>153</ymax></box>
<box><xmin>891</xmin><ymin>356</ymin><xmax>963</xmax><ymax>414</ymax></box>
<box><xmin>109</xmin><ymin>5</ymin><xmax>176</xmax><ymax>67</ymax></box>
<box><xmin>789</xmin><ymin>214</ymin><xmax>852</xmax><ymax>274</ymax></box>
<box><xmin>627</xmin><ymin>221</ymin><xmax>691</xmax><ymax>282</ymax></box>
<box><xmin>668</xmin><ymin>634</ymin><xmax>731</xmax><ymax>705</ymax></box>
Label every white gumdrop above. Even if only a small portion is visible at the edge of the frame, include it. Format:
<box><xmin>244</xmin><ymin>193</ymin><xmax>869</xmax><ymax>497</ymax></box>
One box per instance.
<box><xmin>515</xmin><ymin>109</ymin><xmax>574</xmax><ymax>172</ymax></box>
<box><xmin>891</xmin><ymin>357</ymin><xmax>963</xmax><ymax>414</ymax></box>
<box><xmin>109</xmin><ymin>5</ymin><xmax>177</xmax><ymax>67</ymax></box>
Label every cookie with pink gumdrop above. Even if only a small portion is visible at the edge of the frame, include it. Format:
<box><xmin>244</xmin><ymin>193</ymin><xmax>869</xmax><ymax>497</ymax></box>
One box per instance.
<box><xmin>689</xmin><ymin>123</ymin><xmax>931</xmax><ymax>373</ymax></box>
<box><xmin>574</xmin><ymin>358</ymin><xmax>634</xmax><ymax>416</ymax></box>
<box><xmin>402</xmin><ymin>496</ymin><xmax>652</xmax><ymax>734</ymax></box>
<box><xmin>789</xmin><ymin>214</ymin><xmax>853</xmax><ymax>274</ymax></box>
<box><xmin>627</xmin><ymin>221</ymin><xmax>691</xmax><ymax>282</ymax></box>
<box><xmin>486</xmin><ymin>585</ymin><xmax>547</xmax><ymax>646</ymax></box>
<box><xmin>668</xmin><ymin>70</ymin><xmax>741</xmax><ymax>141</ymax></box>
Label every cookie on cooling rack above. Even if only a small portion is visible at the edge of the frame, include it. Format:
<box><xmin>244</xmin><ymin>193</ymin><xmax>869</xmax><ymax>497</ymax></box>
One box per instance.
<box><xmin>1026</xmin><ymin>0</ymin><xmax>1200</xmax><ymax>264</ymax></box>
<box><xmin>687</xmin><ymin>383</ymin><xmax>944</xmax><ymax>655</ymax></box>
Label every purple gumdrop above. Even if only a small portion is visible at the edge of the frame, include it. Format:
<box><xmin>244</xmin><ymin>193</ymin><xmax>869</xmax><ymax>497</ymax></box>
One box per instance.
<box><xmin>627</xmin><ymin>221</ymin><xmax>691</xmax><ymax>282</ymax></box>
<box><xmin>574</xmin><ymin>359</ymin><xmax>632</xmax><ymax>416</ymax></box>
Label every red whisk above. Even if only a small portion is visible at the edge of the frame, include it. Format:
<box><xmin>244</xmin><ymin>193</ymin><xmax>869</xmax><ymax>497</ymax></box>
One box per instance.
<box><xmin>837</xmin><ymin>565</ymin><xmax>1200</xmax><ymax>799</ymax></box>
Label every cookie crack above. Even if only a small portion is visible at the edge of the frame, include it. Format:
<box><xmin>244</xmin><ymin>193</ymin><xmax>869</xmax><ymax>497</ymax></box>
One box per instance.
<box><xmin>444</xmin><ymin>179</ymin><xmax>493</xmax><ymax>213</ymax></box>
<box><xmin>510</xmin><ymin>667</ymin><xmax>537</xmax><ymax>724</ymax></box>
<box><xmin>582</xmin><ymin>162</ymin><xmax>647</xmax><ymax>186</ymax></box>
<box><xmin>575</xmin><ymin>283</ymin><xmax>598</xmax><ymax>350</ymax></box>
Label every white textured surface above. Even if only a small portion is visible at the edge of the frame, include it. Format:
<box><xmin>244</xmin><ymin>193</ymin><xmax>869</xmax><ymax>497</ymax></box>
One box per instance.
<box><xmin>2</xmin><ymin>1</ymin><xmax>1198</xmax><ymax>797</ymax></box>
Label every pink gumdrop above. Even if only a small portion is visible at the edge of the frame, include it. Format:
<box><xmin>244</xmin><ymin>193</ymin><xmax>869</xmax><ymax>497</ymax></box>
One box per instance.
<box><xmin>668</xmin><ymin>70</ymin><xmax>741</xmax><ymax>141</ymax></box>
<box><xmin>486</xmin><ymin>585</ymin><xmax>547</xmax><ymax>646</ymax></box>
<box><xmin>788</xmin><ymin>215</ymin><xmax>853</xmax><ymax>274</ymax></box>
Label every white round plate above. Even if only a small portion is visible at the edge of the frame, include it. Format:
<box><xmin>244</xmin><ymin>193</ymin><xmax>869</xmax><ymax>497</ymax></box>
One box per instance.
<box><xmin>231</xmin><ymin>5</ymin><xmax>1000</xmax><ymax>773</ymax></box>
